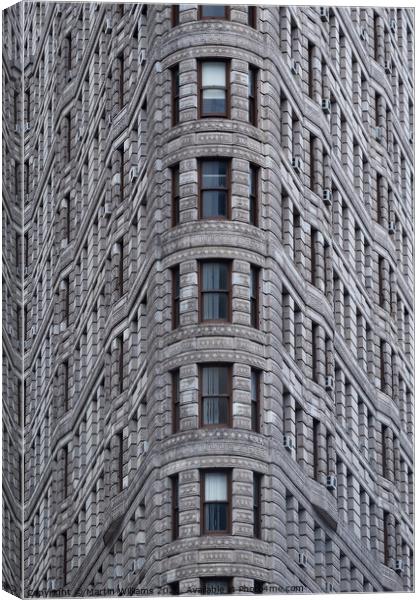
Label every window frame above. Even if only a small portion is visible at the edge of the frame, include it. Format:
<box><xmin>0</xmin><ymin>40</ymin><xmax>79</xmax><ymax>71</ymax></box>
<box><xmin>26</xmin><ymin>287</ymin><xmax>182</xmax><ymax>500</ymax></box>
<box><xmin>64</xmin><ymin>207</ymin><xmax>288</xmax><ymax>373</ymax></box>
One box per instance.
<box><xmin>200</xmin><ymin>469</ymin><xmax>232</xmax><ymax>535</ymax></box>
<box><xmin>199</xmin><ymin>364</ymin><xmax>232</xmax><ymax>428</ymax></box>
<box><xmin>199</xmin><ymin>260</ymin><xmax>232</xmax><ymax>323</ymax></box>
<box><xmin>198</xmin><ymin>59</ymin><xmax>230</xmax><ymax>119</ymax></box>
<box><xmin>198</xmin><ymin>5</ymin><xmax>230</xmax><ymax>20</ymax></box>
<box><xmin>198</xmin><ymin>158</ymin><xmax>231</xmax><ymax>220</ymax></box>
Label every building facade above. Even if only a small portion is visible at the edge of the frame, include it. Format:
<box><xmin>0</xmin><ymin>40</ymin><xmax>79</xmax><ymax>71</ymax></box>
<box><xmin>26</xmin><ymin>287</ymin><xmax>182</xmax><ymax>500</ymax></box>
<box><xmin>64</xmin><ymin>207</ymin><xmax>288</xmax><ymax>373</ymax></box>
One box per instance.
<box><xmin>2</xmin><ymin>2</ymin><xmax>414</xmax><ymax>597</ymax></box>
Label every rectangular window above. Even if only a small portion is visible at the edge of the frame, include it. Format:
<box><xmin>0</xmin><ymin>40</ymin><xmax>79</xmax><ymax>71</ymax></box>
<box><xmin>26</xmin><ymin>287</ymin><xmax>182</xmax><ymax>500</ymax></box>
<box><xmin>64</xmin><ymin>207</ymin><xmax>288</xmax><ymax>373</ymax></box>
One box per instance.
<box><xmin>171</xmin><ymin>65</ymin><xmax>180</xmax><ymax>126</ymax></box>
<box><xmin>63</xmin><ymin>531</ymin><xmax>68</xmax><ymax>585</ymax></box>
<box><xmin>118</xmin><ymin>430</ymin><xmax>124</xmax><ymax>492</ymax></box>
<box><xmin>200</xmin><ymin>261</ymin><xmax>230</xmax><ymax>321</ymax></box>
<box><xmin>383</xmin><ymin>510</ymin><xmax>389</xmax><ymax>564</ymax></box>
<box><xmin>63</xmin><ymin>446</ymin><xmax>68</xmax><ymax>498</ymax></box>
<box><xmin>249</xmin><ymin>164</ymin><xmax>258</xmax><ymax>226</ymax></box>
<box><xmin>63</xmin><ymin>360</ymin><xmax>69</xmax><ymax>412</ymax></box>
<box><xmin>118</xmin><ymin>145</ymin><xmax>124</xmax><ymax>202</ymax></box>
<box><xmin>253</xmin><ymin>473</ymin><xmax>262</xmax><ymax>538</ymax></box>
<box><xmin>201</xmin><ymin>470</ymin><xmax>230</xmax><ymax>534</ymax></box>
<box><xmin>248</xmin><ymin>65</ymin><xmax>258</xmax><ymax>126</ymax></box>
<box><xmin>66</xmin><ymin>33</ymin><xmax>72</xmax><ymax>73</ymax></box>
<box><xmin>171</xmin><ymin>474</ymin><xmax>179</xmax><ymax>540</ymax></box>
<box><xmin>250</xmin><ymin>266</ymin><xmax>260</xmax><ymax>328</ymax></box>
<box><xmin>254</xmin><ymin>581</ymin><xmax>265</xmax><ymax>594</ymax></box>
<box><xmin>199</xmin><ymin>61</ymin><xmax>229</xmax><ymax>118</ymax></box>
<box><xmin>199</xmin><ymin>159</ymin><xmax>230</xmax><ymax>219</ymax></box>
<box><xmin>200</xmin><ymin>579</ymin><xmax>232</xmax><ymax>595</ymax></box>
<box><xmin>118</xmin><ymin>335</ymin><xmax>124</xmax><ymax>394</ymax></box>
<box><xmin>313</xmin><ymin>418</ymin><xmax>320</xmax><ymax>480</ymax></box>
<box><xmin>251</xmin><ymin>369</ymin><xmax>260</xmax><ymax>433</ymax></box>
<box><xmin>118</xmin><ymin>239</ymin><xmax>124</xmax><ymax>297</ymax></box>
<box><xmin>200</xmin><ymin>365</ymin><xmax>231</xmax><ymax>427</ymax></box>
<box><xmin>169</xmin><ymin>582</ymin><xmax>179</xmax><ymax>596</ymax></box>
<box><xmin>117</xmin><ymin>53</ymin><xmax>124</xmax><ymax>110</ymax></box>
<box><xmin>198</xmin><ymin>5</ymin><xmax>229</xmax><ymax>19</ymax></box>
<box><xmin>248</xmin><ymin>6</ymin><xmax>257</xmax><ymax>28</ymax></box>
<box><xmin>172</xmin><ymin>266</ymin><xmax>180</xmax><ymax>329</ymax></box>
<box><xmin>171</xmin><ymin>164</ymin><xmax>180</xmax><ymax>226</ymax></box>
<box><xmin>172</xmin><ymin>369</ymin><xmax>180</xmax><ymax>433</ymax></box>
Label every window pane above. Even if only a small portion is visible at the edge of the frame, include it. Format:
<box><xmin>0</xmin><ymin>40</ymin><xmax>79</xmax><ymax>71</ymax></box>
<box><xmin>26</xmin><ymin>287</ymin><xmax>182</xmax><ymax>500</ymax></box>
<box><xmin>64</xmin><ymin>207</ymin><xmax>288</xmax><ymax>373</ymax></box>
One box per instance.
<box><xmin>203</xmin><ymin>292</ymin><xmax>228</xmax><ymax>320</ymax></box>
<box><xmin>249</xmin><ymin>166</ymin><xmax>256</xmax><ymax>195</ymax></box>
<box><xmin>202</xmin><ymin>89</ymin><xmax>226</xmax><ymax>114</ymax></box>
<box><xmin>202</xmin><ymin>191</ymin><xmax>227</xmax><ymax>217</ymax></box>
<box><xmin>202</xmin><ymin>263</ymin><xmax>228</xmax><ymax>290</ymax></box>
<box><xmin>201</xmin><ymin>5</ymin><xmax>227</xmax><ymax>18</ymax></box>
<box><xmin>205</xmin><ymin>472</ymin><xmax>227</xmax><ymax>500</ymax></box>
<box><xmin>202</xmin><ymin>396</ymin><xmax>228</xmax><ymax>425</ymax></box>
<box><xmin>248</xmin><ymin>70</ymin><xmax>255</xmax><ymax>95</ymax></box>
<box><xmin>202</xmin><ymin>366</ymin><xmax>228</xmax><ymax>394</ymax></box>
<box><xmin>202</xmin><ymin>160</ymin><xmax>227</xmax><ymax>188</ymax></box>
<box><xmin>251</xmin><ymin>370</ymin><xmax>258</xmax><ymax>401</ymax></box>
<box><xmin>202</xmin><ymin>62</ymin><xmax>226</xmax><ymax>87</ymax></box>
<box><xmin>205</xmin><ymin>503</ymin><xmax>227</xmax><ymax>531</ymax></box>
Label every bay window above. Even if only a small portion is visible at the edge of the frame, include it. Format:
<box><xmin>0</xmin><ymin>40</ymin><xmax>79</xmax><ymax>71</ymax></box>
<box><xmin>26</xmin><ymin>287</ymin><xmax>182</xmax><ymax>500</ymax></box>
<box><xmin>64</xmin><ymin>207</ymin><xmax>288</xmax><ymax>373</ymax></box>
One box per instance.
<box><xmin>200</xmin><ymin>365</ymin><xmax>231</xmax><ymax>427</ymax></box>
<box><xmin>200</xmin><ymin>261</ymin><xmax>231</xmax><ymax>321</ymax></box>
<box><xmin>199</xmin><ymin>60</ymin><xmax>229</xmax><ymax>118</ymax></box>
<box><xmin>201</xmin><ymin>470</ymin><xmax>231</xmax><ymax>533</ymax></box>
<box><xmin>200</xmin><ymin>159</ymin><xmax>230</xmax><ymax>219</ymax></box>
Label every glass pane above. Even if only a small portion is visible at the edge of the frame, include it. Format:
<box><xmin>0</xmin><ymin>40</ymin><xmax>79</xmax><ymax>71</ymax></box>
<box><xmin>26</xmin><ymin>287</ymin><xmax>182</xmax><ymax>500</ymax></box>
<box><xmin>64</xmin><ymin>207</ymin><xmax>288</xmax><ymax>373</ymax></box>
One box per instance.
<box><xmin>203</xmin><ymin>292</ymin><xmax>228</xmax><ymax>320</ymax></box>
<box><xmin>202</xmin><ymin>160</ymin><xmax>227</xmax><ymax>188</ymax></box>
<box><xmin>202</xmin><ymin>89</ymin><xmax>226</xmax><ymax>115</ymax></box>
<box><xmin>202</xmin><ymin>62</ymin><xmax>226</xmax><ymax>87</ymax></box>
<box><xmin>251</xmin><ymin>370</ymin><xmax>258</xmax><ymax>401</ymax></box>
<box><xmin>205</xmin><ymin>472</ymin><xmax>227</xmax><ymax>500</ymax></box>
<box><xmin>201</xmin><ymin>5</ymin><xmax>227</xmax><ymax>18</ymax></box>
<box><xmin>205</xmin><ymin>503</ymin><xmax>227</xmax><ymax>531</ymax></box>
<box><xmin>203</xmin><ymin>366</ymin><xmax>228</xmax><ymax>394</ymax></box>
<box><xmin>248</xmin><ymin>69</ymin><xmax>255</xmax><ymax>95</ymax></box>
<box><xmin>203</xmin><ymin>580</ymin><xmax>230</xmax><ymax>595</ymax></box>
<box><xmin>202</xmin><ymin>191</ymin><xmax>227</xmax><ymax>218</ymax></box>
<box><xmin>249</xmin><ymin>166</ymin><xmax>256</xmax><ymax>195</ymax></box>
<box><xmin>202</xmin><ymin>396</ymin><xmax>228</xmax><ymax>425</ymax></box>
<box><xmin>202</xmin><ymin>263</ymin><xmax>228</xmax><ymax>291</ymax></box>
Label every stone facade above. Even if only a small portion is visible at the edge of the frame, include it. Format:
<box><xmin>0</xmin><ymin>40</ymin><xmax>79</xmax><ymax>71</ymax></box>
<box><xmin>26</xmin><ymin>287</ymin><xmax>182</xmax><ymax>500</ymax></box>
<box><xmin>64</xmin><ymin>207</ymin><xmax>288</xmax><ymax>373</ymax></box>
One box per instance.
<box><xmin>2</xmin><ymin>2</ymin><xmax>414</xmax><ymax>597</ymax></box>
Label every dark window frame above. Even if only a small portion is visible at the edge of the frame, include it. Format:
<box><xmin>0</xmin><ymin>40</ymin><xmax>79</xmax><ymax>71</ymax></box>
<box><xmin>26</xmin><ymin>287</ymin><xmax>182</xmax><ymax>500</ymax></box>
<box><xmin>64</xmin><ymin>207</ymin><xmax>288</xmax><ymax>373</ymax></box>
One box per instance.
<box><xmin>199</xmin><ymin>364</ymin><xmax>232</xmax><ymax>428</ymax></box>
<box><xmin>198</xmin><ymin>59</ymin><xmax>230</xmax><ymax>119</ymax></box>
<box><xmin>118</xmin><ymin>430</ymin><xmax>124</xmax><ymax>492</ymax></box>
<box><xmin>198</xmin><ymin>158</ymin><xmax>231</xmax><ymax>220</ymax></box>
<box><xmin>200</xmin><ymin>469</ymin><xmax>232</xmax><ymax>535</ymax></box>
<box><xmin>117</xmin><ymin>52</ymin><xmax>125</xmax><ymax>110</ymax></box>
<box><xmin>118</xmin><ymin>335</ymin><xmax>124</xmax><ymax>394</ymax></box>
<box><xmin>198</xmin><ymin>5</ymin><xmax>230</xmax><ymax>20</ymax></box>
<box><xmin>118</xmin><ymin>238</ymin><xmax>124</xmax><ymax>297</ymax></box>
<box><xmin>199</xmin><ymin>260</ymin><xmax>232</xmax><ymax>323</ymax></box>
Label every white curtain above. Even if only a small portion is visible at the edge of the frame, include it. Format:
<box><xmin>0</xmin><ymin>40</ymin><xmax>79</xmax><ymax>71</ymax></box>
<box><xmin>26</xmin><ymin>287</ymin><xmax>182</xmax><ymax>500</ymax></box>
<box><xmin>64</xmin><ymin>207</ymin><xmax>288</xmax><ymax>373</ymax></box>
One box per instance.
<box><xmin>202</xmin><ymin>62</ymin><xmax>226</xmax><ymax>87</ymax></box>
<box><xmin>205</xmin><ymin>472</ymin><xmax>227</xmax><ymax>501</ymax></box>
